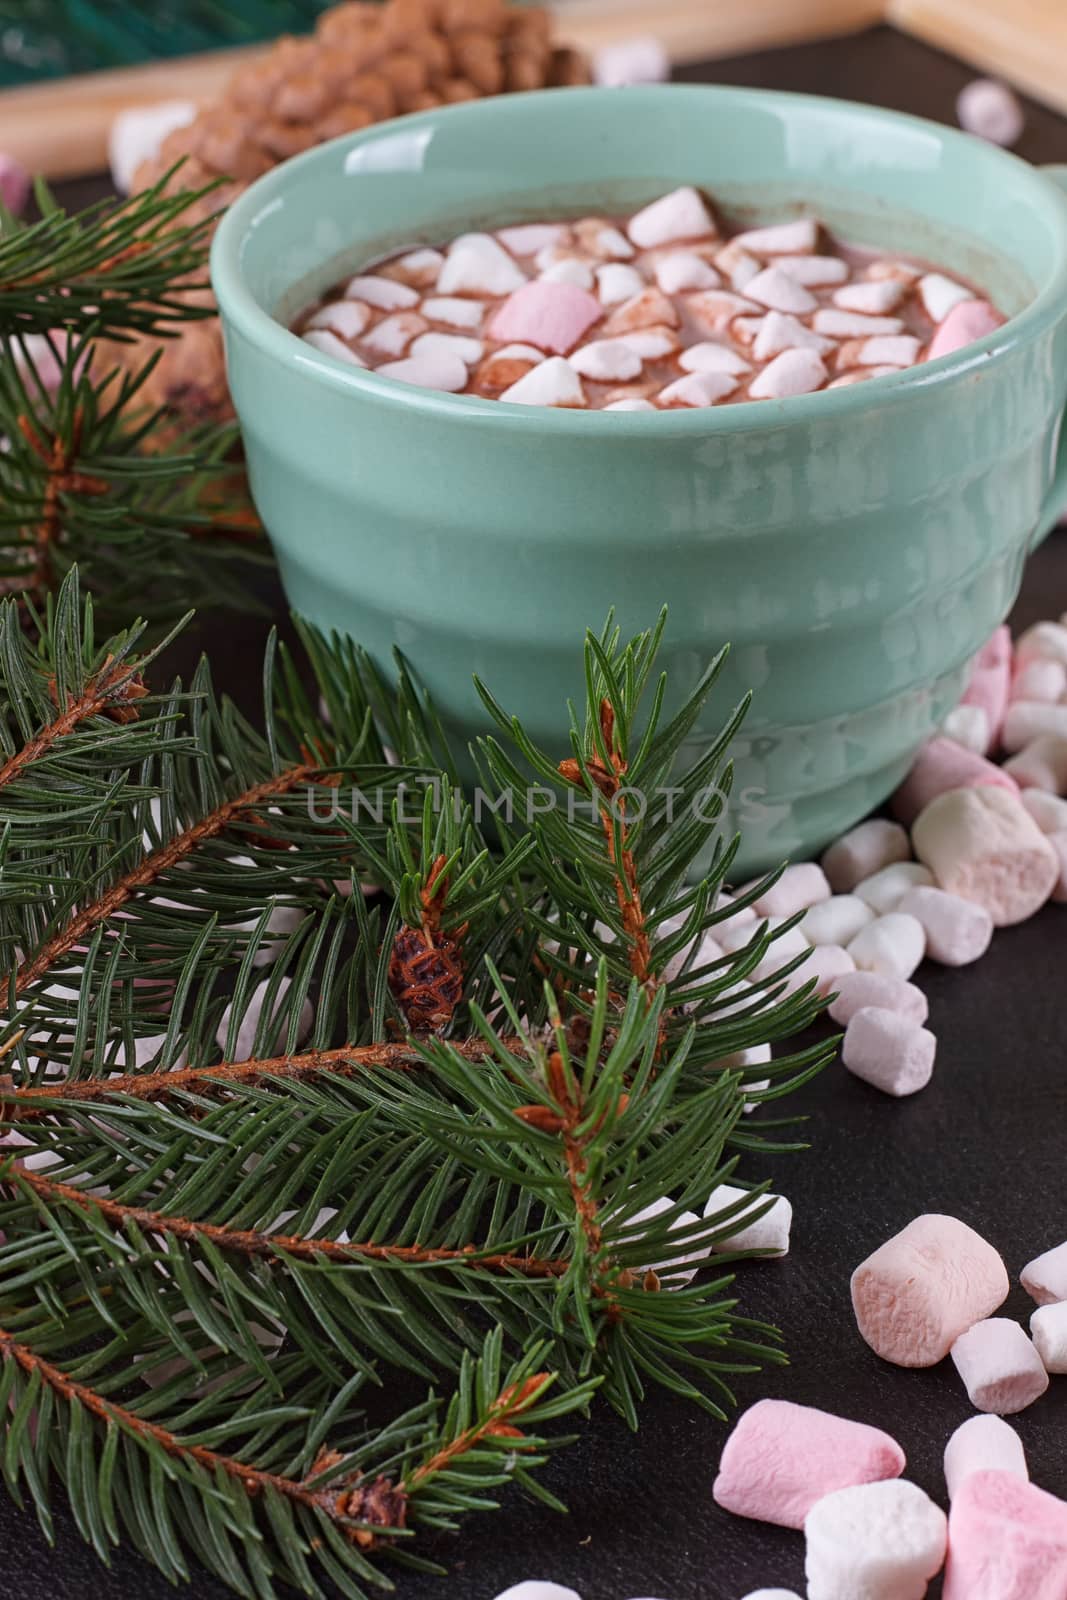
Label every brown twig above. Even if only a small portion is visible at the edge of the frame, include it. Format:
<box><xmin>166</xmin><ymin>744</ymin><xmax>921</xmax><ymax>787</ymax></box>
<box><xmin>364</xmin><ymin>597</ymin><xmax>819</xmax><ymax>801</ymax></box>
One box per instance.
<box><xmin>16</xmin><ymin>411</ymin><xmax>109</xmax><ymax>594</ymax></box>
<box><xmin>0</xmin><ymin>660</ymin><xmax>147</xmax><ymax>793</ymax></box>
<box><xmin>11</xmin><ymin>1167</ymin><xmax>568</xmax><ymax>1280</ymax></box>
<box><xmin>403</xmin><ymin>1371</ymin><xmax>551</xmax><ymax>1490</ymax></box>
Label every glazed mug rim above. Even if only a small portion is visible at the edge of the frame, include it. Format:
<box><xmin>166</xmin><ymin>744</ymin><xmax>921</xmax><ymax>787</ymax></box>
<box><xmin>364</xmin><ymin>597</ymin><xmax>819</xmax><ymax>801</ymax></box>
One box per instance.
<box><xmin>211</xmin><ymin>83</ymin><xmax>1067</xmax><ymax>434</ymax></box>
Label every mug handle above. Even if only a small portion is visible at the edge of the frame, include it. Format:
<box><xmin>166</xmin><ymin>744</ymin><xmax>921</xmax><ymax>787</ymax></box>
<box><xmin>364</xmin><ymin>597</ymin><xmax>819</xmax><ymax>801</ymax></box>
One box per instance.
<box><xmin>1036</xmin><ymin>165</ymin><xmax>1067</xmax><ymax>541</ymax></box>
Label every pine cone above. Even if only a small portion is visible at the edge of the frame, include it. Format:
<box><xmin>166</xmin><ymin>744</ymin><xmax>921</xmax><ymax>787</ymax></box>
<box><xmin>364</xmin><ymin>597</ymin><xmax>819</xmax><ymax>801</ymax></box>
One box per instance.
<box><xmin>128</xmin><ymin>0</ymin><xmax>590</xmax><ymax>430</ymax></box>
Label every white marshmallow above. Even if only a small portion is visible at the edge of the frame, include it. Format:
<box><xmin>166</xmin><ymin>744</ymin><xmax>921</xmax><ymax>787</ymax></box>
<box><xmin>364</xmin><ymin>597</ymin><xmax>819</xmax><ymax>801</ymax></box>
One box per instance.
<box><xmin>604</xmin><ymin>398</ymin><xmax>656</xmax><ymax>411</ymax></box>
<box><xmin>833</xmin><ymin>279</ymin><xmax>907</xmax><ymax>314</ymax></box>
<box><xmin>749</xmin><ymin>348</ymin><xmax>827</xmax><ymax>399</ymax></box>
<box><xmin>866</xmin><ymin>259</ymin><xmax>923</xmax><ymax>283</ymax></box>
<box><xmin>813</xmin><ymin>309</ymin><xmax>906</xmax><ymax>337</ymax></box>
<box><xmin>657</xmin><ymin>371</ymin><xmax>738</xmax><ymax>407</ymax></box>
<box><xmin>217</xmin><ymin>975</ymin><xmax>314</xmax><ymax>1062</ymax></box>
<box><xmin>715</xmin><ymin>241</ymin><xmax>763</xmax><ymax>290</ymax></box>
<box><xmin>377</xmin><ymin>351</ymin><xmax>468</xmax><ymax>392</ymax></box>
<box><xmin>492</xmin><ymin>1585</ymin><xmax>583</xmax><ymax>1600</ymax></box>
<box><xmin>410</xmin><ymin>331</ymin><xmax>483</xmax><ymax>365</ymax></box>
<box><xmin>942</xmin><ymin>703</ymin><xmax>991</xmax><ymax>754</ymax></box>
<box><xmin>620</xmin><ymin>1195</ymin><xmax>710</xmax><ymax>1285</ymax></box>
<box><xmin>716</xmin><ymin>889</ymin><xmax>759</xmax><ymax>927</ymax></box>
<box><xmin>1021</xmin><ymin>788</ymin><xmax>1067</xmax><ymax>833</ymax></box>
<box><xmin>950</xmin><ymin>1318</ymin><xmax>1049</xmax><ymax>1414</ymax></box>
<box><xmin>753</xmin><ymin>310</ymin><xmax>836</xmax><ymax>360</ymax></box>
<box><xmin>740</xmin><ymin>1593</ymin><xmax>804</xmax><ymax>1600</ymax></box>
<box><xmin>704</xmin><ymin>1183</ymin><xmax>792</xmax><ymax>1257</ymax></box>
<box><xmin>1012</xmin><ymin>657</ymin><xmax>1067</xmax><ymax>703</ymax></box>
<box><xmin>422</xmin><ymin>296</ymin><xmax>485</xmax><ymax>328</ymax></box>
<box><xmin>496</xmin><ymin>224</ymin><xmax>568</xmax><ymax>256</ymax></box>
<box><xmin>627</xmin><ymin>186</ymin><xmax>716</xmax><ymax>249</ymax></box>
<box><xmin>801</xmin><ymin>894</ymin><xmax>875</xmax><ymax>947</ymax></box>
<box><xmin>774</xmin><ymin>254</ymin><xmax>849</xmax><ymax>285</ymax></box>
<box><xmin>896</xmin><ymin>885</ymin><xmax>993</xmax><ymax>966</ymax></box>
<box><xmin>912</xmin><ymin>786</ymin><xmax>1059</xmax><ymax>926</ymax></box>
<box><xmin>654</xmin><ymin>251</ymin><xmax>721</xmax><ymax>293</ymax></box>
<box><xmin>302</xmin><ymin>329</ymin><xmax>367</xmax><ymax>366</ymax></box>
<box><xmin>362</xmin><ymin>311</ymin><xmax>427</xmax><ymax>357</ymax></box>
<box><xmin>919</xmin><ymin>273</ymin><xmax>976</xmax><ymax>322</ymax></box>
<box><xmin>1016</xmin><ymin>620</ymin><xmax>1067</xmax><ymax>668</ymax></box>
<box><xmin>307</xmin><ymin>300</ymin><xmax>371</xmax><ymax>338</ymax></box>
<box><xmin>499</xmin><ymin>357</ymin><xmax>585</xmax><ymax>408</ymax></box>
<box><xmin>594</xmin><ymin>225</ymin><xmax>635</xmax><ymax>260</ymax></box>
<box><xmin>729</xmin><ymin>314</ymin><xmax>764</xmax><ymax>348</ymax></box>
<box><xmin>1002</xmin><ymin>700</ymin><xmax>1067</xmax><ymax>750</ymax></box>
<box><xmin>827</xmin><ymin>970</ymin><xmax>929</xmax><ymax>1027</ymax></box>
<box><xmin>734</xmin><ymin>218</ymin><xmax>819</xmax><ymax>255</ymax></box>
<box><xmin>393</xmin><ymin>247</ymin><xmax>445</xmax><ymax>284</ymax></box>
<box><xmin>437</xmin><ymin>232</ymin><xmax>527</xmax><ymax>296</ymax></box>
<box><xmin>616</xmin><ymin>326</ymin><xmax>680</xmax><ymax>357</ymax></box>
<box><xmin>752</xmin><ymin>862</ymin><xmax>830</xmax><ymax>918</ymax></box>
<box><xmin>595</xmin><ymin>263</ymin><xmax>646</xmax><ymax>305</ymax></box>
<box><xmin>1031</xmin><ymin>1301</ymin><xmax>1067</xmax><ymax>1372</ymax></box>
<box><xmin>592</xmin><ymin>32</ymin><xmax>670</xmax><ymax>86</ymax></box>
<box><xmin>344</xmin><ymin>274</ymin><xmax>420</xmax><ymax>310</ymax></box>
<box><xmin>570</xmin><ymin>339</ymin><xmax>643</xmax><ymax>381</ymax></box>
<box><xmin>1022</xmin><ymin>1239</ymin><xmax>1067</xmax><ymax>1305</ymax></box>
<box><xmin>822</xmin><ymin>818</ymin><xmax>912</xmax><ymax>891</ymax></box>
<box><xmin>848</xmin><ymin>334</ymin><xmax>922</xmax><ymax>368</ymax></box>
<box><xmin>803</xmin><ymin>1479</ymin><xmax>947</xmax><ymax>1600</ymax></box>
<box><xmin>686</xmin><ymin>289</ymin><xmax>761</xmax><ymax>331</ymax></box>
<box><xmin>678</xmin><ymin>341</ymin><xmax>752</xmax><ymax>376</ymax></box>
<box><xmin>108</xmin><ymin>99</ymin><xmax>197</xmax><ymax>193</ymax></box>
<box><xmin>492</xmin><ymin>343</ymin><xmax>545</xmax><ymax>364</ymax></box>
<box><xmin>540</xmin><ymin>258</ymin><xmax>595</xmax><ymax>289</ymax></box>
<box><xmin>842</xmin><ymin>1006</ymin><xmax>937</xmax><ymax>1097</ymax></box>
<box><xmin>855</xmin><ymin>861</ymin><xmax>934</xmax><ymax>913</ymax></box>
<box><xmin>847</xmin><ymin>912</ymin><xmax>926</xmax><ymax>980</ymax></box>
<box><xmin>957</xmin><ymin>78</ymin><xmax>1025</xmax><ymax>146</ymax></box>
<box><xmin>944</xmin><ymin>1415</ymin><xmax>1028</xmax><ymax>1500</ymax></box>
<box><xmin>744</xmin><ymin>267</ymin><xmax>818</xmax><ymax>314</ymax></box>
<box><xmin>739</xmin><ymin>917</ymin><xmax>811</xmax><ymax>982</ymax></box>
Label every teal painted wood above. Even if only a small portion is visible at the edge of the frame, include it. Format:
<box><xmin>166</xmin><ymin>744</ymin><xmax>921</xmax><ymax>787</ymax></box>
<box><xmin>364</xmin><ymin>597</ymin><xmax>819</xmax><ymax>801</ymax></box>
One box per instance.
<box><xmin>213</xmin><ymin>85</ymin><xmax>1067</xmax><ymax>874</ymax></box>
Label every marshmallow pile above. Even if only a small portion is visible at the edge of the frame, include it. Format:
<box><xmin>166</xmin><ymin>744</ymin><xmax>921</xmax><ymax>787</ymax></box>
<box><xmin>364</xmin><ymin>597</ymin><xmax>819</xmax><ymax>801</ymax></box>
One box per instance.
<box><xmin>293</xmin><ymin>185</ymin><xmax>1004</xmax><ymax>408</ymax></box>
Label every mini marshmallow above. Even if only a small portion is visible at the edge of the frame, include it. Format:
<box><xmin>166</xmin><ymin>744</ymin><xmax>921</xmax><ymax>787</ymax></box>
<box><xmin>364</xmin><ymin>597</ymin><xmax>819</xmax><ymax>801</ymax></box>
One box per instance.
<box><xmin>802</xmin><ymin>894</ymin><xmax>875</xmax><ymax>946</ymax></box>
<box><xmin>942</xmin><ymin>703</ymin><xmax>990</xmax><ymax>754</ymax></box>
<box><xmin>1015</xmin><ymin>619</ymin><xmax>1067</xmax><ymax>668</ymax></box>
<box><xmin>307</xmin><ymin>299</ymin><xmax>371</xmax><ymax>339</ymax></box>
<box><xmin>410</xmin><ymin>331</ymin><xmax>483</xmax><ymax>365</ymax></box>
<box><xmin>854</xmin><ymin>862</ymin><xmax>934</xmax><ymax>914</ymax></box>
<box><xmin>775</xmin><ymin>254</ymin><xmax>849</xmax><ymax>285</ymax></box>
<box><xmin>713</xmin><ymin>1399</ymin><xmax>905</xmax><ymax>1530</ymax></box>
<box><xmin>740</xmin><ymin>1593</ymin><xmax>804</xmax><ymax>1600</ymax></box>
<box><xmin>797</xmin><ymin>943</ymin><xmax>855</xmax><ymax>997</ymax></box>
<box><xmin>1002</xmin><ymin>700</ymin><xmax>1067</xmax><ymax>750</ymax></box>
<box><xmin>813</xmin><ymin>308</ymin><xmax>905</xmax><ymax>337</ymax></box>
<box><xmin>951</xmin><ymin>1318</ymin><xmax>1049</xmax><ymax>1414</ymax></box>
<box><xmin>828</xmin><ymin>970</ymin><xmax>929</xmax><ymax>1026</ymax></box>
<box><xmin>595</xmin><ymin>263</ymin><xmax>646</xmax><ymax>304</ymax></box>
<box><xmin>678</xmin><ymin>341</ymin><xmax>752</xmax><ymax>376</ymax></box>
<box><xmin>363</xmin><ymin>312</ymin><xmax>429</xmax><ymax>357</ymax></box>
<box><xmin>732</xmin><ymin>315</ymin><xmax>766</xmax><ymax>347</ymax></box>
<box><xmin>589</xmin><ymin>224</ymin><xmax>636</xmax><ymax>260</ymax></box>
<box><xmin>891</xmin><ymin>736</ymin><xmax>1018</xmax><ymax>825</ymax></box>
<box><xmin>848</xmin><ymin>912</ymin><xmax>926</xmax><ymax>981</ymax></box>
<box><xmin>621</xmin><ymin>1195</ymin><xmax>710</xmax><ymax>1284</ymax></box>
<box><xmin>569</xmin><ymin>339</ymin><xmax>643</xmax><ymax>381</ymax></box>
<box><xmin>944</xmin><ymin>1415</ymin><xmax>1028</xmax><ymax>1499</ymax></box>
<box><xmin>715</xmin><ymin>240</ymin><xmax>762</xmax><ymax>290</ymax></box>
<box><xmin>493</xmin><ymin>344</ymin><xmax>545</xmax><ymax>364</ymax></box>
<box><xmin>911</xmin><ymin>785</ymin><xmax>1059</xmax><ymax>925</ymax></box>
<box><xmin>918</xmin><ymin>272</ymin><xmax>975</xmax><ymax>322</ymax></box>
<box><xmin>1021</xmin><ymin>788</ymin><xmax>1067</xmax><ymax>832</ymax></box>
<box><xmin>422</xmin><ymin>296</ymin><xmax>485</xmax><ymax>328</ymax></box>
<box><xmin>592</xmin><ymin>32</ymin><xmax>670</xmax><ymax>86</ymax></box>
<box><xmin>499</xmin><ymin>356</ymin><xmax>585</xmax><ymax>408</ymax></box>
<box><xmin>926</xmin><ymin>298</ymin><xmax>1004</xmax><ymax>360</ymax></box>
<box><xmin>654</xmin><ymin>251</ymin><xmax>721</xmax><ymax>293</ymax></box>
<box><xmin>957</xmin><ymin>78</ymin><xmax>1025</xmax><ymax>146</ymax></box>
<box><xmin>842</xmin><ymin>1006</ymin><xmax>937</xmax><ymax>1097</ymax></box>
<box><xmin>1021</xmin><ymin>1239</ymin><xmax>1067</xmax><ymax>1305</ymax></box>
<box><xmin>496</xmin><ymin>224</ymin><xmax>569</xmax><ymax>256</ymax></box>
<box><xmin>603</xmin><ymin>287</ymin><xmax>679</xmax><ymax>334</ymax></box>
<box><xmin>616</xmin><ymin>325</ymin><xmax>681</xmax><ymax>357</ymax></box>
<box><xmin>437</xmin><ymin>232</ymin><xmax>527</xmax><ymax>296</ymax></box>
<box><xmin>943</xmin><ymin>1470</ymin><xmax>1067</xmax><ymax>1600</ymax></box>
<box><xmin>686</xmin><ymin>289</ymin><xmax>761</xmax><ymax>332</ymax></box>
<box><xmin>843</xmin><ymin>334</ymin><xmax>922</xmax><ymax>368</ymax></box>
<box><xmin>822</xmin><ymin>818</ymin><xmax>912</xmax><ymax>891</ymax></box>
<box><xmin>540</xmin><ymin>258</ymin><xmax>595</xmax><ymax>289</ymax></box>
<box><xmin>749</xmin><ymin>348</ymin><xmax>827</xmax><ymax>399</ymax></box>
<box><xmin>377</xmin><ymin>351</ymin><xmax>467</xmax><ymax>391</ymax></box>
<box><xmin>392</xmin><ymin>247</ymin><xmax>445</xmax><ymax>286</ymax></box>
<box><xmin>492</xmin><ymin>1585</ymin><xmax>583</xmax><ymax>1600</ymax></box>
<box><xmin>488</xmin><ymin>280</ymin><xmax>603</xmax><ymax>355</ymax></box>
<box><xmin>753</xmin><ymin>310</ymin><xmax>836</xmax><ymax>359</ymax></box>
<box><xmin>1004</xmin><ymin>735</ymin><xmax>1067</xmax><ymax>793</ymax></box>
<box><xmin>734</xmin><ymin>218</ymin><xmax>819</xmax><ymax>255</ymax></box>
<box><xmin>744</xmin><ymin>267</ymin><xmax>817</xmax><ymax>314</ymax></box>
<box><xmin>803</xmin><ymin>1479</ymin><xmax>947</xmax><ymax>1600</ymax></box>
<box><xmin>604</xmin><ymin>398</ymin><xmax>656</xmax><ymax>411</ymax></box>
<box><xmin>833</xmin><ymin>278</ymin><xmax>907</xmax><ymax>314</ymax></box>
<box><xmin>1012</xmin><ymin>657</ymin><xmax>1067</xmax><ymax>703</ymax></box>
<box><xmin>302</xmin><ymin>329</ymin><xmax>367</xmax><ymax>366</ymax></box>
<box><xmin>108</xmin><ymin>100</ymin><xmax>197</xmax><ymax>194</ymax></box>
<box><xmin>657</xmin><ymin>371</ymin><xmax>737</xmax><ymax>407</ymax></box>
<box><xmin>704</xmin><ymin>1184</ymin><xmax>792</xmax><ymax>1256</ymax></box>
<box><xmin>344</xmin><ymin>274</ymin><xmax>420</xmax><ymax>309</ymax></box>
<box><xmin>867</xmin><ymin>259</ymin><xmax>923</xmax><ymax>283</ymax></box>
<box><xmin>627</xmin><ymin>185</ymin><xmax>717</xmax><ymax>248</ymax></box>
<box><xmin>896</xmin><ymin>885</ymin><xmax>993</xmax><ymax>965</ymax></box>
<box><xmin>1031</xmin><ymin>1301</ymin><xmax>1067</xmax><ymax>1372</ymax></box>
<box><xmin>750</xmin><ymin>862</ymin><xmax>830</xmax><ymax>919</ymax></box>
<box><xmin>853</xmin><ymin>1214</ymin><xmax>1009</xmax><ymax>1366</ymax></box>
<box><xmin>962</xmin><ymin>624</ymin><xmax>1013</xmax><ymax>750</ymax></box>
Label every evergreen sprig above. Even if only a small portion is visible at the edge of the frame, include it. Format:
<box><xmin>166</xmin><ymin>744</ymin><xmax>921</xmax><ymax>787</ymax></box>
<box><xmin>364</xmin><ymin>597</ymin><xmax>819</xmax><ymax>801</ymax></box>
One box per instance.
<box><xmin>0</xmin><ymin>572</ymin><xmax>836</xmax><ymax>1596</ymax></box>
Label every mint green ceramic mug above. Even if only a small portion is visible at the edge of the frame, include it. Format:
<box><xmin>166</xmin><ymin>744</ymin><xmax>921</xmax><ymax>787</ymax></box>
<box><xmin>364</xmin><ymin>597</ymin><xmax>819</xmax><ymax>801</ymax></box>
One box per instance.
<box><xmin>212</xmin><ymin>86</ymin><xmax>1067</xmax><ymax>875</ymax></box>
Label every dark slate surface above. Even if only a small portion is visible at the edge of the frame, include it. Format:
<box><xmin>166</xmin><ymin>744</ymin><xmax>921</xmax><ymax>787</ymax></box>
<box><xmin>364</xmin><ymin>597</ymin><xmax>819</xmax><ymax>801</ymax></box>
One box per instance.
<box><xmin>5</xmin><ymin>22</ymin><xmax>1067</xmax><ymax>1600</ymax></box>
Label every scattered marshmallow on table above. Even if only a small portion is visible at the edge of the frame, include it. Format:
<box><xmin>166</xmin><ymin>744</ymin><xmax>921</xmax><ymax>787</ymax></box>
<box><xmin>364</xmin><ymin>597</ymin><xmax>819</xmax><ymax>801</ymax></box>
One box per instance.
<box><xmin>896</xmin><ymin>885</ymin><xmax>993</xmax><ymax>965</ymax></box>
<box><xmin>827</xmin><ymin>970</ymin><xmax>929</xmax><ymax>1027</ymax></box>
<box><xmin>1021</xmin><ymin>788</ymin><xmax>1067</xmax><ymax>833</ymax></box>
<box><xmin>851</xmin><ymin>1213</ymin><xmax>1009</xmax><ymax>1366</ymax></box>
<box><xmin>107</xmin><ymin>100</ymin><xmax>196</xmax><ymax>194</ymax></box>
<box><xmin>1031</xmin><ymin>1300</ymin><xmax>1067</xmax><ymax>1372</ymax></box>
<box><xmin>1015</xmin><ymin>619</ymin><xmax>1067</xmax><ymax>668</ymax></box>
<box><xmin>621</xmin><ymin>1195</ymin><xmax>709</xmax><ymax>1285</ymax></box>
<box><xmin>798</xmin><ymin>942</ymin><xmax>856</xmax><ymax>997</ymax></box>
<box><xmin>712</xmin><ymin>1398</ymin><xmax>905</xmax><ymax>1529</ymax></box>
<box><xmin>847</xmin><ymin>912</ymin><xmax>926</xmax><ymax>981</ymax></box>
<box><xmin>751</xmin><ymin>862</ymin><xmax>830</xmax><ymax>918</ymax></box>
<box><xmin>739</xmin><ymin>1592</ymin><xmax>804</xmax><ymax>1600</ymax></box>
<box><xmin>704</xmin><ymin>1183</ymin><xmax>792</xmax><ymax>1256</ymax></box>
<box><xmin>802</xmin><ymin>893</ymin><xmax>874</xmax><ymax>946</ymax></box>
<box><xmin>951</xmin><ymin>1317</ymin><xmax>1050</xmax><ymax>1414</ymax></box>
<box><xmin>891</xmin><ymin>735</ymin><xmax>1018</xmax><ymax>826</ymax></box>
<box><xmin>957</xmin><ymin>78</ymin><xmax>1025</xmax><ymax>146</ymax></box>
<box><xmin>911</xmin><ymin>785</ymin><xmax>1059</xmax><ymax>925</ymax></box>
<box><xmin>0</xmin><ymin>151</ymin><xmax>29</xmax><ymax>216</ymax></box>
<box><xmin>803</xmin><ymin>1478</ymin><xmax>947</xmax><ymax>1600</ymax></box>
<box><xmin>1002</xmin><ymin>701</ymin><xmax>1067</xmax><ymax>751</ymax></box>
<box><xmin>1012</xmin><ymin>657</ymin><xmax>1067</xmax><ymax>704</ymax></box>
<box><xmin>492</xmin><ymin>1584</ymin><xmax>583</xmax><ymax>1600</ymax></box>
<box><xmin>821</xmin><ymin>818</ymin><xmax>912</xmax><ymax>892</ymax></box>
<box><xmin>944</xmin><ymin>1414</ymin><xmax>1028</xmax><ymax>1499</ymax></box>
<box><xmin>961</xmin><ymin>624</ymin><xmax>1013</xmax><ymax>751</ymax></box>
<box><xmin>854</xmin><ymin>861</ymin><xmax>933</xmax><ymax>914</ymax></box>
<box><xmin>842</xmin><ymin>1006</ymin><xmax>937</xmax><ymax>1096</ymax></box>
<box><xmin>941</xmin><ymin>703</ymin><xmax>990</xmax><ymax>755</ymax></box>
<box><xmin>942</xmin><ymin>1470</ymin><xmax>1067</xmax><ymax>1600</ymax></box>
<box><xmin>1021</xmin><ymin>1239</ymin><xmax>1067</xmax><ymax>1305</ymax></box>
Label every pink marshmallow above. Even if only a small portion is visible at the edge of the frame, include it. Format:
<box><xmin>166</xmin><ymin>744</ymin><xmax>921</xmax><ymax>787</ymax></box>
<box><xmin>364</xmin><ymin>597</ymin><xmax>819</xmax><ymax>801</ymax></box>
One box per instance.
<box><xmin>800</xmin><ymin>942</ymin><xmax>856</xmax><ymax>997</ymax></box>
<box><xmin>487</xmin><ymin>280</ymin><xmax>603</xmax><ymax>355</ymax></box>
<box><xmin>926</xmin><ymin>298</ymin><xmax>1006</xmax><ymax>362</ymax></box>
<box><xmin>0</xmin><ymin>153</ymin><xmax>30</xmax><ymax>217</ymax></box>
<box><xmin>961</xmin><ymin>625</ymin><xmax>1012</xmax><ymax>751</ymax></box>
<box><xmin>943</xmin><ymin>1470</ymin><xmax>1067</xmax><ymax>1600</ymax></box>
<box><xmin>712</xmin><ymin>1398</ymin><xmax>905</xmax><ymax>1529</ymax></box>
<box><xmin>891</xmin><ymin>736</ymin><xmax>1017</xmax><ymax>825</ymax></box>
<box><xmin>1003</xmin><ymin>736</ymin><xmax>1067</xmax><ymax>793</ymax></box>
<box><xmin>851</xmin><ymin>1213</ymin><xmax>1009</xmax><ymax>1367</ymax></box>
<box><xmin>827</xmin><ymin>969</ymin><xmax>929</xmax><ymax>1027</ymax></box>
